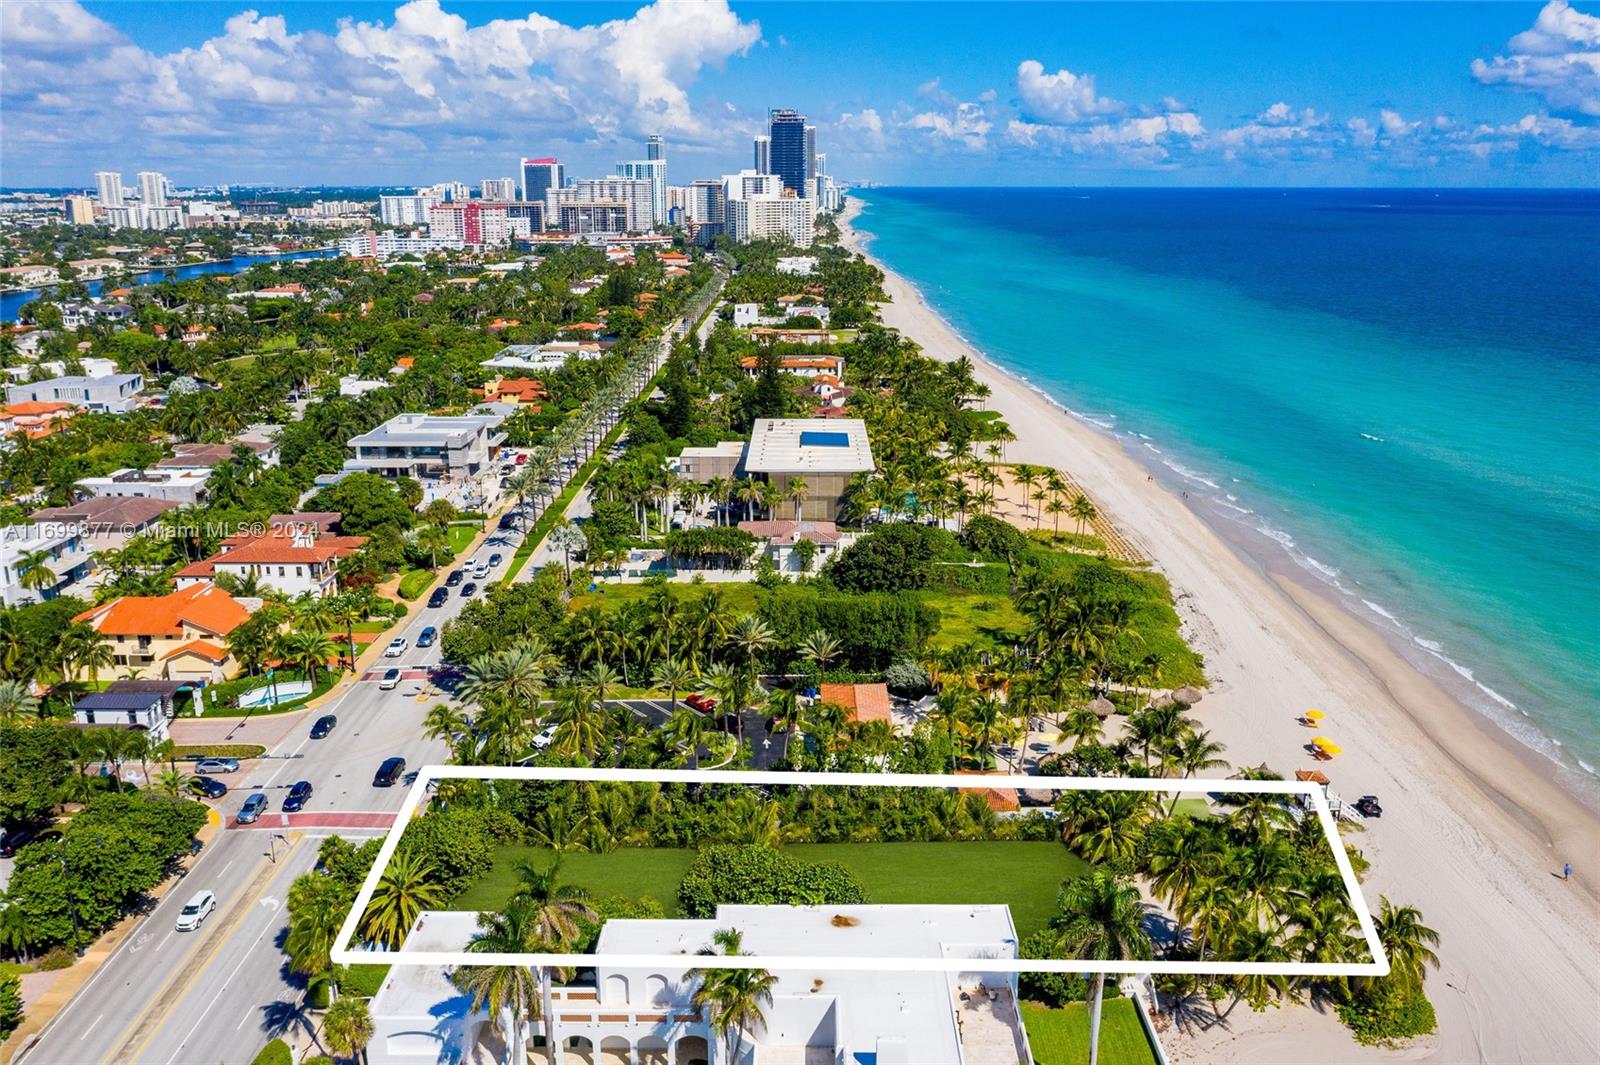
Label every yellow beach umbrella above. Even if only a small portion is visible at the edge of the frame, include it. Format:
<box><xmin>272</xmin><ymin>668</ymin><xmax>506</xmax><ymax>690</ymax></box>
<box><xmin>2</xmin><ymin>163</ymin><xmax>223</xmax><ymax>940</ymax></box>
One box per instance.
<box><xmin>1305</xmin><ymin>709</ymin><xmax>1325</xmax><ymax>721</ymax></box>
<box><xmin>1312</xmin><ymin>736</ymin><xmax>1336</xmax><ymax>749</ymax></box>
<box><xmin>1320</xmin><ymin>743</ymin><xmax>1343</xmax><ymax>756</ymax></box>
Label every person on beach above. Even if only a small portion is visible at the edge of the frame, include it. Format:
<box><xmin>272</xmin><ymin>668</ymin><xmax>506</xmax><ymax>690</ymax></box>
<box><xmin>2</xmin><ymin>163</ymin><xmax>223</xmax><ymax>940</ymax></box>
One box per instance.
<box><xmin>1564</xmin><ymin>862</ymin><xmax>1572</xmax><ymax>880</ymax></box>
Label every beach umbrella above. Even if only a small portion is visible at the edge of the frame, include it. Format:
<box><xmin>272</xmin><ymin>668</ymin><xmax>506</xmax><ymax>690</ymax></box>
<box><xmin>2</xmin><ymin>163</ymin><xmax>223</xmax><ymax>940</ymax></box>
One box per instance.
<box><xmin>1088</xmin><ymin>696</ymin><xmax>1116</xmax><ymax>719</ymax></box>
<box><xmin>1312</xmin><ymin>736</ymin><xmax>1335</xmax><ymax>749</ymax></box>
<box><xmin>1173</xmin><ymin>686</ymin><xmax>1204</xmax><ymax>706</ymax></box>
<box><xmin>1319</xmin><ymin>743</ymin><xmax>1343</xmax><ymax>756</ymax></box>
<box><xmin>1305</xmin><ymin>709</ymin><xmax>1325</xmax><ymax>721</ymax></box>
<box><xmin>1149</xmin><ymin>693</ymin><xmax>1176</xmax><ymax>710</ymax></box>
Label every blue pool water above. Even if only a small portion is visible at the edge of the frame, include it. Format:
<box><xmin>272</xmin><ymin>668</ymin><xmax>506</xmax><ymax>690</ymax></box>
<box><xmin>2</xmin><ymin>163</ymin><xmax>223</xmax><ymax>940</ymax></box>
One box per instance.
<box><xmin>852</xmin><ymin>187</ymin><xmax>1600</xmax><ymax>784</ymax></box>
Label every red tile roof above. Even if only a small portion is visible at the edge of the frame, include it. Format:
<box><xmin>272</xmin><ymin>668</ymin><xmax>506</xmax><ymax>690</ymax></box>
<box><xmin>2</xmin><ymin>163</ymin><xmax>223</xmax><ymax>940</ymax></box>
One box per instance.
<box><xmin>160</xmin><ymin>640</ymin><xmax>230</xmax><ymax>663</ymax></box>
<box><xmin>819</xmin><ymin>683</ymin><xmax>892</xmax><ymax>724</ymax></box>
<box><xmin>76</xmin><ymin>584</ymin><xmax>250</xmax><ymax>639</ymax></box>
<box><xmin>177</xmin><ymin>530</ymin><xmax>366</xmax><ymax>577</ymax></box>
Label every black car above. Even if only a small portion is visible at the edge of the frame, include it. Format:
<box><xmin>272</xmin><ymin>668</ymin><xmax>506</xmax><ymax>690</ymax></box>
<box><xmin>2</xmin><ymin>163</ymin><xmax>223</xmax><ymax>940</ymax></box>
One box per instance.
<box><xmin>428</xmin><ymin>587</ymin><xmax>449</xmax><ymax>609</ymax></box>
<box><xmin>445</xmin><ymin>568</ymin><xmax>465</xmax><ymax>587</ymax></box>
<box><xmin>373</xmin><ymin>757</ymin><xmax>406</xmax><ymax>787</ymax></box>
<box><xmin>498</xmin><ymin>514</ymin><xmax>517</xmax><ymax>531</ymax></box>
<box><xmin>460</xmin><ymin>581</ymin><xmax>478</xmax><ymax>597</ymax></box>
<box><xmin>488</xmin><ymin>553</ymin><xmax>503</xmax><ymax>567</ymax></box>
<box><xmin>188</xmin><ymin>775</ymin><xmax>228</xmax><ymax>799</ymax></box>
<box><xmin>0</xmin><ymin>827</ymin><xmax>39</xmax><ymax>858</ymax></box>
<box><xmin>417</xmin><ymin>626</ymin><xmax>437</xmax><ymax>648</ymax></box>
<box><xmin>1355</xmin><ymin>795</ymin><xmax>1383</xmax><ymax>819</ymax></box>
<box><xmin>309</xmin><ymin>714</ymin><xmax>337</xmax><ymax>739</ymax></box>
<box><xmin>283</xmin><ymin>780</ymin><xmax>313</xmax><ymax>812</ymax></box>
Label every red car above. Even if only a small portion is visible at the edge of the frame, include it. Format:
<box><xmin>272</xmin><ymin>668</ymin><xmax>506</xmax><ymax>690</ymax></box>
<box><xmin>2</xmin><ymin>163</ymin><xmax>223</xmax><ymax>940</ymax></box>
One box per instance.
<box><xmin>685</xmin><ymin>694</ymin><xmax>717</xmax><ymax>713</ymax></box>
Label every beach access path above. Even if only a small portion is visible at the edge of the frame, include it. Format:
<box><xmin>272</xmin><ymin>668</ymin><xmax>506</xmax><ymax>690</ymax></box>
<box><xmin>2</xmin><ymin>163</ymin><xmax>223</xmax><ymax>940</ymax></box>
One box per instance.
<box><xmin>838</xmin><ymin>197</ymin><xmax>1600</xmax><ymax>1065</ymax></box>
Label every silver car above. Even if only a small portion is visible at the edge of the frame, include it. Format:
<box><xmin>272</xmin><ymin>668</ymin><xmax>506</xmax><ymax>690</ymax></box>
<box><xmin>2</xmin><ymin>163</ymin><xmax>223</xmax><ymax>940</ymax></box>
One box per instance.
<box><xmin>195</xmin><ymin>757</ymin><xmax>239</xmax><ymax>774</ymax></box>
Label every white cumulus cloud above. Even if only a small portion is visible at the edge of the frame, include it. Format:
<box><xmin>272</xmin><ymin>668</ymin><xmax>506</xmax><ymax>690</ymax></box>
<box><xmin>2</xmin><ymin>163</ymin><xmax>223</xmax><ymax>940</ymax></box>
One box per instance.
<box><xmin>1015</xmin><ymin>59</ymin><xmax>1123</xmax><ymax>124</ymax></box>
<box><xmin>1471</xmin><ymin>0</ymin><xmax>1600</xmax><ymax>117</ymax></box>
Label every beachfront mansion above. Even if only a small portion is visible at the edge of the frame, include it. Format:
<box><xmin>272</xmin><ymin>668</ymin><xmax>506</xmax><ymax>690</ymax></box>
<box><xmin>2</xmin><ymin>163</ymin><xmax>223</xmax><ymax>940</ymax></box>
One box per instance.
<box><xmin>368</xmin><ymin>904</ymin><xmax>1032</xmax><ymax>1065</ymax></box>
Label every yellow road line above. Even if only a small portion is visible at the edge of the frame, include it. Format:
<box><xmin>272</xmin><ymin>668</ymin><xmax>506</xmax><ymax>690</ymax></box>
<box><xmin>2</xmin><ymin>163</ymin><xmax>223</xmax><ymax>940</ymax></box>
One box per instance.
<box><xmin>102</xmin><ymin>834</ymin><xmax>304</xmax><ymax>1065</ymax></box>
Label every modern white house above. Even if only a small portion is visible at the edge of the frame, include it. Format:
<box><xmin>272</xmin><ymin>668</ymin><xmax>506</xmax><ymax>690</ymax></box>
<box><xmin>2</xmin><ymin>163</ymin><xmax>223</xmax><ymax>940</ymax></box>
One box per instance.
<box><xmin>367</xmin><ymin>904</ymin><xmax>1032</xmax><ymax>1065</ymax></box>
<box><xmin>342</xmin><ymin>412</ymin><xmax>507</xmax><ymax>506</ymax></box>
<box><xmin>731</xmin><ymin>303</ymin><xmax>830</xmax><ymax>328</ymax></box>
<box><xmin>175</xmin><ymin>527</ymin><xmax>366</xmax><ymax>598</ymax></box>
<box><xmin>75</xmin><ymin>466</ymin><xmax>212</xmax><ymax>505</ymax></box>
<box><xmin>482</xmin><ymin>341</ymin><xmax>604</xmax><ymax>374</ymax></box>
<box><xmin>5</xmin><ymin>372</ymin><xmax>144</xmax><ymax>413</ymax></box>
<box><xmin>0</xmin><ymin>520</ymin><xmax>94</xmax><ymax>604</ymax></box>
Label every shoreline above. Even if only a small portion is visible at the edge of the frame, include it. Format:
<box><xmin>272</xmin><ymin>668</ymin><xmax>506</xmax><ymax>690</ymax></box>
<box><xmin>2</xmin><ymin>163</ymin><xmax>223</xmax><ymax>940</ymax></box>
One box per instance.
<box><xmin>838</xmin><ymin>195</ymin><xmax>1600</xmax><ymax>1062</ymax></box>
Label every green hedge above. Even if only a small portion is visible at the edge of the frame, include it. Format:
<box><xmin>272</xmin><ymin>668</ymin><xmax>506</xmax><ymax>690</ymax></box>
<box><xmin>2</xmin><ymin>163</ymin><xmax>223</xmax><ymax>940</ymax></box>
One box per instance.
<box><xmin>336</xmin><ymin>963</ymin><xmax>390</xmax><ymax>998</ymax></box>
<box><xmin>249</xmin><ymin>1039</ymin><xmax>293</xmax><ymax>1065</ymax></box>
<box><xmin>397</xmin><ymin>569</ymin><xmax>435</xmax><ymax>601</ymax></box>
<box><xmin>678</xmin><ymin>844</ymin><xmax>868</xmax><ymax>917</ymax></box>
<box><xmin>173</xmin><ymin>744</ymin><xmax>267</xmax><ymax>760</ymax></box>
<box><xmin>1338</xmin><ymin>983</ymin><xmax>1438</xmax><ymax>1046</ymax></box>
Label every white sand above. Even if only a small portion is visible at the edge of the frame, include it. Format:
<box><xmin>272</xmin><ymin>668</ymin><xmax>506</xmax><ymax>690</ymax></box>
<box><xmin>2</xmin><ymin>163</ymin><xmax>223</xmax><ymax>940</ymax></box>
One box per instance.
<box><xmin>839</xmin><ymin>198</ymin><xmax>1600</xmax><ymax>1063</ymax></box>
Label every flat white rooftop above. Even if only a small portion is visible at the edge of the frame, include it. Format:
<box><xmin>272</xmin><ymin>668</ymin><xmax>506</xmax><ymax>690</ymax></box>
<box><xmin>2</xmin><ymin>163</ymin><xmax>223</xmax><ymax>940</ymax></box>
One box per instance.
<box><xmin>371</xmin><ymin>910</ymin><xmax>482</xmax><ymax>1019</ymax></box>
<box><xmin>743</xmin><ymin>418</ymin><xmax>873</xmax><ymax>475</ymax></box>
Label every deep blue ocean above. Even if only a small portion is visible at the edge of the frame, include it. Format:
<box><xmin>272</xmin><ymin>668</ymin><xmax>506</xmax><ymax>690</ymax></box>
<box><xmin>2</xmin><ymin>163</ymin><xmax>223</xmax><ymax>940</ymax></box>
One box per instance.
<box><xmin>853</xmin><ymin>187</ymin><xmax>1600</xmax><ymax>783</ymax></box>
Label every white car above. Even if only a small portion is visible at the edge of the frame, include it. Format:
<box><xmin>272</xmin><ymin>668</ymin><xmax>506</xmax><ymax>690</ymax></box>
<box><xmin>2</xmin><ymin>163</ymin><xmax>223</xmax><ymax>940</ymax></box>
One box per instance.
<box><xmin>530</xmin><ymin>724</ymin><xmax>559</xmax><ymax>750</ymax></box>
<box><xmin>175</xmin><ymin>889</ymin><xmax>216</xmax><ymax>932</ymax></box>
<box><xmin>384</xmin><ymin>637</ymin><xmax>407</xmax><ymax>657</ymax></box>
<box><xmin>472</xmin><ymin>563</ymin><xmax>491</xmax><ymax>580</ymax></box>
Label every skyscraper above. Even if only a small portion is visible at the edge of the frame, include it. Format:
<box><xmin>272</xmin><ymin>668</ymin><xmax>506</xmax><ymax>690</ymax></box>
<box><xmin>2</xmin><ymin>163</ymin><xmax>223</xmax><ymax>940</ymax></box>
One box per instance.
<box><xmin>646</xmin><ymin>135</ymin><xmax>665</xmax><ymax>162</ymax></box>
<box><xmin>768</xmin><ymin>108</ymin><xmax>808</xmax><ymax>194</ymax></box>
<box><xmin>752</xmin><ymin>135</ymin><xmax>771</xmax><ymax>176</ymax></box>
<box><xmin>480</xmin><ymin>178</ymin><xmax>517</xmax><ymax>201</ymax></box>
<box><xmin>615</xmin><ymin>159</ymin><xmax>666</xmax><ymax>226</ymax></box>
<box><xmin>520</xmin><ymin>158</ymin><xmax>563</xmax><ymax>203</ymax></box>
<box><xmin>137</xmin><ymin>171</ymin><xmax>167</xmax><ymax>208</ymax></box>
<box><xmin>804</xmin><ymin>125</ymin><xmax>817</xmax><ymax>183</ymax></box>
<box><xmin>95</xmin><ymin>171</ymin><xmax>124</xmax><ymax>207</ymax></box>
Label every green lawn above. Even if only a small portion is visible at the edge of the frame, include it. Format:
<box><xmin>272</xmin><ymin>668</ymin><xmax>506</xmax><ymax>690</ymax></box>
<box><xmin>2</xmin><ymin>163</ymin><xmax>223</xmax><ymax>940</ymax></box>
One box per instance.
<box><xmin>570</xmin><ymin>581</ymin><xmax>763</xmax><ymax>613</ymax></box>
<box><xmin>450</xmin><ymin>841</ymin><xmax>1087</xmax><ymax>937</ymax></box>
<box><xmin>1022</xmin><ymin>1000</ymin><xmax>1158</xmax><ymax>1065</ymax></box>
<box><xmin>447</xmin><ymin>523</ymin><xmax>481</xmax><ymax>554</ymax></box>
<box><xmin>916</xmin><ymin>589</ymin><xmax>1029</xmax><ymax>651</ymax></box>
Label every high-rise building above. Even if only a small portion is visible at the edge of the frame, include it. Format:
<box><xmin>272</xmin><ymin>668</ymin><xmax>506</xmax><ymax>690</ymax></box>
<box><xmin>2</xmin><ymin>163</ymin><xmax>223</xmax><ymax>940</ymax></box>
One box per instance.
<box><xmin>804</xmin><ymin>125</ymin><xmax>818</xmax><ymax>183</ymax></box>
<box><xmin>727</xmin><ymin>194</ymin><xmax>816</xmax><ymax>246</ymax></box>
<box><xmin>137</xmin><ymin>171</ymin><xmax>167</xmax><ymax>208</ymax></box>
<box><xmin>723</xmin><ymin>170</ymin><xmax>781</xmax><ymax>202</ymax></box>
<box><xmin>63</xmin><ymin>196</ymin><xmax>96</xmax><ymax>225</ymax></box>
<box><xmin>379</xmin><ymin>193</ymin><xmax>440</xmax><ymax>226</ymax></box>
<box><xmin>95</xmin><ymin>171</ymin><xmax>124</xmax><ymax>208</ymax></box>
<box><xmin>480</xmin><ymin>177</ymin><xmax>517</xmax><ymax>201</ymax></box>
<box><xmin>752</xmin><ymin>135</ymin><xmax>771</xmax><ymax>175</ymax></box>
<box><xmin>614</xmin><ymin>159</ymin><xmax>667</xmax><ymax>226</ymax></box>
<box><xmin>564</xmin><ymin>178</ymin><xmax>654</xmax><ymax>233</ymax></box>
<box><xmin>428</xmin><ymin>202</ymin><xmax>511</xmax><ymax>246</ymax></box>
<box><xmin>555</xmin><ymin>201</ymin><xmax>629</xmax><ymax>236</ymax></box>
<box><xmin>520</xmin><ymin>158</ymin><xmax>563</xmax><ymax>203</ymax></box>
<box><xmin>768</xmin><ymin>108</ymin><xmax>808</xmax><ymax>194</ymax></box>
<box><xmin>646</xmin><ymin>135</ymin><xmax>665</xmax><ymax>162</ymax></box>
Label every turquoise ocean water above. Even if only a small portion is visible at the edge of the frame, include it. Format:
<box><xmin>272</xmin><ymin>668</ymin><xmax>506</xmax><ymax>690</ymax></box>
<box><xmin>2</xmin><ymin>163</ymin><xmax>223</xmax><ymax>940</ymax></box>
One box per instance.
<box><xmin>852</xmin><ymin>187</ymin><xmax>1600</xmax><ymax>791</ymax></box>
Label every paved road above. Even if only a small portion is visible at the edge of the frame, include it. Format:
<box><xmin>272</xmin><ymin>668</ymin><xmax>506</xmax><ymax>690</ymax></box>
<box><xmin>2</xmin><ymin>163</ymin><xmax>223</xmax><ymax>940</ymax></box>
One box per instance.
<box><xmin>18</xmin><ymin>278</ymin><xmax>727</xmax><ymax>1065</ymax></box>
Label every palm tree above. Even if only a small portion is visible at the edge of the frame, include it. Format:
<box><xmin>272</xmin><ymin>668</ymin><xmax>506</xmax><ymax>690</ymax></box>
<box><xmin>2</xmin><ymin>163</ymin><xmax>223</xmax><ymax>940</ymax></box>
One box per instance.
<box><xmin>1372</xmin><ymin>897</ymin><xmax>1440</xmax><ymax>992</ymax></box>
<box><xmin>15</xmin><ymin>548</ymin><xmax>58</xmax><ymax>599</ymax></box>
<box><xmin>1070</xmin><ymin>493</ymin><xmax>1098</xmax><ymax>540</ymax></box>
<box><xmin>652</xmin><ymin>657</ymin><xmax>696</xmax><ymax>718</ymax></box>
<box><xmin>287</xmin><ymin>872</ymin><xmax>351</xmax><ymax>986</ymax></box>
<box><xmin>321</xmin><ymin>995</ymin><xmax>374</xmax><ymax>1063</ymax></box>
<box><xmin>797</xmin><ymin>629</ymin><xmax>840</xmax><ymax>676</ymax></box>
<box><xmin>453</xmin><ymin>904</ymin><xmax>549</xmax><ymax>1065</ymax></box>
<box><xmin>1051</xmin><ymin>872</ymin><xmax>1153</xmax><ymax>1065</ymax></box>
<box><xmin>1059</xmin><ymin>706</ymin><xmax>1104</xmax><ymax>749</ymax></box>
<box><xmin>153</xmin><ymin>766</ymin><xmax>190</xmax><ymax>798</ymax></box>
<box><xmin>551</xmin><ymin>684</ymin><xmax>609</xmax><ymax>761</ymax></box>
<box><xmin>511</xmin><ymin>859</ymin><xmax>598</xmax><ymax>1063</ymax></box>
<box><xmin>274</xmin><ymin>628</ymin><xmax>339</xmax><ymax>688</ymax></box>
<box><xmin>664</xmin><ymin>702</ymin><xmax>709</xmax><ymax>765</ymax></box>
<box><xmin>422</xmin><ymin>703</ymin><xmax>469</xmax><ymax>746</ymax></box>
<box><xmin>0</xmin><ymin>679</ymin><xmax>38</xmax><ymax>720</ymax></box>
<box><xmin>360</xmin><ymin>848</ymin><xmax>444</xmax><ymax>949</ymax></box>
<box><xmin>549</xmin><ymin>522</ymin><xmax>586</xmax><ymax>580</ymax></box>
<box><xmin>734</xmin><ymin>477</ymin><xmax>763</xmax><ymax>522</ymax></box>
<box><xmin>689</xmin><ymin>927</ymin><xmax>777</xmax><ymax>1065</ymax></box>
<box><xmin>1166</xmin><ymin>731</ymin><xmax>1229</xmax><ymax>814</ymax></box>
<box><xmin>784</xmin><ymin>476</ymin><xmax>809</xmax><ymax>521</ymax></box>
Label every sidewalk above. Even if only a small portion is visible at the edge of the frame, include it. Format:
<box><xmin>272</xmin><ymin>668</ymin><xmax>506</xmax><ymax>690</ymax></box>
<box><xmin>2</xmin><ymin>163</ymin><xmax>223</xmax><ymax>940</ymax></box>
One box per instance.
<box><xmin>0</xmin><ymin>818</ymin><xmax>222</xmax><ymax>1064</ymax></box>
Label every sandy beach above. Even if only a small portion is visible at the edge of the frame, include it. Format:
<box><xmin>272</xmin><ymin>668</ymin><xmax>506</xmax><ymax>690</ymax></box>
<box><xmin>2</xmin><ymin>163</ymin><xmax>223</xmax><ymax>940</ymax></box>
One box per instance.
<box><xmin>838</xmin><ymin>196</ymin><xmax>1600</xmax><ymax>1063</ymax></box>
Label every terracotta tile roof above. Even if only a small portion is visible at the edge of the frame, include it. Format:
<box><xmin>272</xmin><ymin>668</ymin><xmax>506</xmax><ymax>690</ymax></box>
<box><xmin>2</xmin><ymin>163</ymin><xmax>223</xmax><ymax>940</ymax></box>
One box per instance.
<box><xmin>818</xmin><ymin>682</ymin><xmax>892</xmax><ymax>724</ymax></box>
<box><xmin>2</xmin><ymin>401</ymin><xmax>75</xmax><ymax>417</ymax></box>
<box><xmin>180</xmin><ymin>530</ymin><xmax>367</xmax><ymax>576</ymax></box>
<box><xmin>737</xmin><ymin>519</ymin><xmax>842</xmax><ymax>546</ymax></box>
<box><xmin>76</xmin><ymin>583</ymin><xmax>250</xmax><ymax>638</ymax></box>
<box><xmin>160</xmin><ymin>639</ymin><xmax>230</xmax><ymax>663</ymax></box>
<box><xmin>957</xmin><ymin>772</ymin><xmax>1022</xmax><ymax>812</ymax></box>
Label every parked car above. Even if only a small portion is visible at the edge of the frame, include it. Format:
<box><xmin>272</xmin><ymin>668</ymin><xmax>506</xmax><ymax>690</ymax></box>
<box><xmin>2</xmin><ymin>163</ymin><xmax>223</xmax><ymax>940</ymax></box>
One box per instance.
<box><xmin>282</xmin><ymin>781</ymin><xmax>313</xmax><ymax>812</ymax></box>
<box><xmin>175</xmin><ymin>889</ymin><xmax>216</xmax><ymax>932</ymax></box>
<box><xmin>1355</xmin><ymin>795</ymin><xmax>1383</xmax><ymax>818</ymax></box>
<box><xmin>237</xmin><ymin>793</ymin><xmax>268</xmax><ymax>824</ymax></box>
<box><xmin>187</xmin><ymin>775</ymin><xmax>228</xmax><ymax>799</ymax></box>
<box><xmin>0</xmin><ymin>827</ymin><xmax>41</xmax><ymax>858</ymax></box>
<box><xmin>685</xmin><ymin>693</ymin><xmax>717</xmax><ymax>712</ymax></box>
<box><xmin>530</xmin><ymin>724</ymin><xmax>559</xmax><ymax>750</ymax></box>
<box><xmin>379</xmin><ymin>668</ymin><xmax>402</xmax><ymax>690</ymax></box>
<box><xmin>428</xmin><ymin>587</ymin><xmax>450</xmax><ymax>609</ymax></box>
<box><xmin>488</xmin><ymin>553</ymin><xmax>503</xmax><ymax>567</ymax></box>
<box><xmin>373</xmin><ymin>756</ymin><xmax>406</xmax><ymax>787</ymax></box>
<box><xmin>309</xmin><ymin>714</ymin><xmax>337</xmax><ymax>739</ymax></box>
<box><xmin>384</xmin><ymin>636</ymin><xmax>408</xmax><ymax>657</ymax></box>
<box><xmin>194</xmin><ymin>757</ymin><xmax>239</xmax><ymax>775</ymax></box>
<box><xmin>446</xmin><ymin>569</ymin><xmax>465</xmax><ymax>587</ymax></box>
<box><xmin>460</xmin><ymin>582</ymin><xmax>478</xmax><ymax>598</ymax></box>
<box><xmin>417</xmin><ymin>626</ymin><xmax>437</xmax><ymax>648</ymax></box>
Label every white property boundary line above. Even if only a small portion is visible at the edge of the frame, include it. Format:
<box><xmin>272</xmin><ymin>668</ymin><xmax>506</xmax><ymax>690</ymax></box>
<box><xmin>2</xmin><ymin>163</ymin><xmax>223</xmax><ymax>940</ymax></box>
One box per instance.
<box><xmin>331</xmin><ymin>766</ymin><xmax>1389</xmax><ymax>977</ymax></box>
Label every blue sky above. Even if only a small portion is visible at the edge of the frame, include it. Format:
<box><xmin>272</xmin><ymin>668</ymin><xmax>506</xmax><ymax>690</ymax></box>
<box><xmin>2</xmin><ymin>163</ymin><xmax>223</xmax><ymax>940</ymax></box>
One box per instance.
<box><xmin>3</xmin><ymin>2</ymin><xmax>1597</xmax><ymax>187</ymax></box>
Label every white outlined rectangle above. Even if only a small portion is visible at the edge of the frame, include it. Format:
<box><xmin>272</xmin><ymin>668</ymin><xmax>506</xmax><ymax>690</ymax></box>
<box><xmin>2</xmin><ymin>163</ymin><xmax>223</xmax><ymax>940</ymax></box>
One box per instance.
<box><xmin>331</xmin><ymin>766</ymin><xmax>1389</xmax><ymax>977</ymax></box>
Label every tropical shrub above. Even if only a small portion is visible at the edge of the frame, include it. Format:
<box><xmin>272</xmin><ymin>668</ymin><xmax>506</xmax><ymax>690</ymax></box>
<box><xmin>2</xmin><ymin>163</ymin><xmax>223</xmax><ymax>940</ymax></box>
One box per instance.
<box><xmin>249</xmin><ymin>1039</ymin><xmax>293</xmax><ymax>1065</ymax></box>
<box><xmin>0</xmin><ymin>970</ymin><xmax>21</xmax><ymax>1038</ymax></box>
<box><xmin>959</xmin><ymin>514</ymin><xmax>1029</xmax><ymax>562</ymax></box>
<box><xmin>678</xmin><ymin>844</ymin><xmax>868</xmax><ymax>916</ymax></box>
<box><xmin>398</xmin><ymin>805</ymin><xmax>521</xmax><ymax>898</ymax></box>
<box><xmin>1338</xmin><ymin>981</ymin><xmax>1438</xmax><ymax>1046</ymax></box>
<box><xmin>825</xmin><ymin>523</ymin><xmax>956</xmax><ymax>593</ymax></box>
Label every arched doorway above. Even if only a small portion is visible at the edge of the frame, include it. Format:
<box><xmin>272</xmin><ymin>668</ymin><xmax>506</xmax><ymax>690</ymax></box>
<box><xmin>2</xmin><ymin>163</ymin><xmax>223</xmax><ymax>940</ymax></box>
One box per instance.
<box><xmin>675</xmin><ymin>1035</ymin><xmax>710</xmax><ymax>1065</ymax></box>
<box><xmin>637</xmin><ymin>1035</ymin><xmax>670</xmax><ymax>1065</ymax></box>
<box><xmin>600</xmin><ymin>1035</ymin><xmax>631</xmax><ymax>1065</ymax></box>
<box><xmin>563</xmin><ymin>1035</ymin><xmax>596</xmax><ymax>1065</ymax></box>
